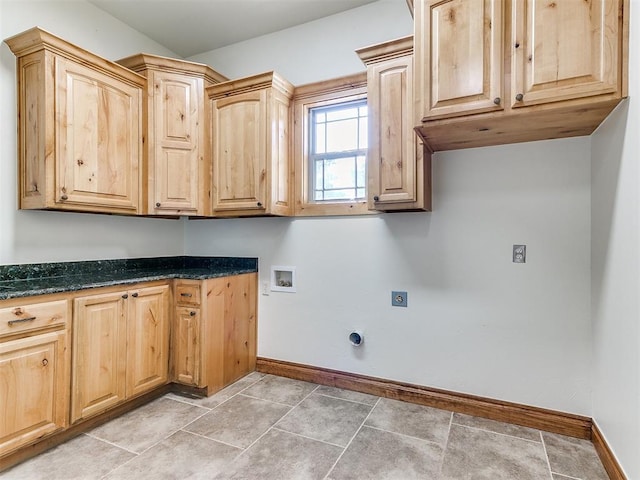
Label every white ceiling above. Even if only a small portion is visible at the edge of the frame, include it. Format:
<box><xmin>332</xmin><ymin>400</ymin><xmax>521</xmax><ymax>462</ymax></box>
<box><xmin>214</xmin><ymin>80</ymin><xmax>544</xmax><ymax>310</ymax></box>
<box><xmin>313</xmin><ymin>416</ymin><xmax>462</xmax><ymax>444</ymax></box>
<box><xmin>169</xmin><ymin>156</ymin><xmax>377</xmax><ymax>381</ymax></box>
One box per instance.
<box><xmin>88</xmin><ymin>0</ymin><xmax>380</xmax><ymax>58</ymax></box>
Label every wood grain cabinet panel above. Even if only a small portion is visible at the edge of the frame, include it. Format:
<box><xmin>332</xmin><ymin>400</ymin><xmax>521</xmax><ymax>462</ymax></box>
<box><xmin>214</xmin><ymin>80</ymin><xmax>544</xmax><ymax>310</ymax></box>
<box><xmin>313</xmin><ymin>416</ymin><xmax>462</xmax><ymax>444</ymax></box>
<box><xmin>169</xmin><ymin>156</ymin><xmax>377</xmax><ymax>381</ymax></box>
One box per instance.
<box><xmin>173</xmin><ymin>306</ymin><xmax>201</xmax><ymax>386</ymax></box>
<box><xmin>71</xmin><ymin>283</ymin><xmax>170</xmax><ymax>423</ymax></box>
<box><xmin>416</xmin><ymin>0</ymin><xmax>503</xmax><ymax>120</ymax></box>
<box><xmin>126</xmin><ymin>285</ymin><xmax>170</xmax><ymax>397</ymax></box>
<box><xmin>71</xmin><ymin>292</ymin><xmax>127</xmax><ymax>423</ymax></box>
<box><xmin>208</xmin><ymin>73</ymin><xmax>294</xmax><ymax>217</ymax></box>
<box><xmin>116</xmin><ymin>54</ymin><xmax>227</xmax><ymax>216</ymax></box>
<box><xmin>0</xmin><ymin>296</ymin><xmax>70</xmax><ymax>457</ymax></box>
<box><xmin>357</xmin><ymin>36</ymin><xmax>432</xmax><ymax>212</ymax></box>
<box><xmin>172</xmin><ymin>274</ymin><xmax>257</xmax><ymax>395</ymax></box>
<box><xmin>5</xmin><ymin>27</ymin><xmax>145</xmax><ymax>214</ymax></box>
<box><xmin>510</xmin><ymin>0</ymin><xmax>621</xmax><ymax>108</ymax></box>
<box><xmin>413</xmin><ymin>0</ymin><xmax>628</xmax><ymax>151</ymax></box>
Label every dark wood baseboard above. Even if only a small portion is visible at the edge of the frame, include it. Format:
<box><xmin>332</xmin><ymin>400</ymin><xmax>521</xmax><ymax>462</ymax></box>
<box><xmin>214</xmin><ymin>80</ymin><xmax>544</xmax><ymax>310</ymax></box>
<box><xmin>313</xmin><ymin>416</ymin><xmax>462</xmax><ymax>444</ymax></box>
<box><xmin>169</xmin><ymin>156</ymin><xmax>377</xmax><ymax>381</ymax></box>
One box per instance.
<box><xmin>256</xmin><ymin>357</ymin><xmax>592</xmax><ymax>439</ymax></box>
<box><xmin>592</xmin><ymin>422</ymin><xmax>627</xmax><ymax>480</ymax></box>
<box><xmin>0</xmin><ymin>384</ymin><xmax>172</xmax><ymax>473</ymax></box>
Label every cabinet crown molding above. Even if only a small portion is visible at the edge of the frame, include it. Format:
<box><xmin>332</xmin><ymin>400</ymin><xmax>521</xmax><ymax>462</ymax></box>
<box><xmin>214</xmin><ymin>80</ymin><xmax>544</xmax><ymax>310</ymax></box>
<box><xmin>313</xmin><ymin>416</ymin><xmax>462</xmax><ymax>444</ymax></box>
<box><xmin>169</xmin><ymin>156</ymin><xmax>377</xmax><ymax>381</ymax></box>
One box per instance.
<box><xmin>356</xmin><ymin>35</ymin><xmax>414</xmax><ymax>65</ymax></box>
<box><xmin>5</xmin><ymin>26</ymin><xmax>146</xmax><ymax>88</ymax></box>
<box><xmin>206</xmin><ymin>71</ymin><xmax>294</xmax><ymax>99</ymax></box>
<box><xmin>116</xmin><ymin>52</ymin><xmax>228</xmax><ymax>84</ymax></box>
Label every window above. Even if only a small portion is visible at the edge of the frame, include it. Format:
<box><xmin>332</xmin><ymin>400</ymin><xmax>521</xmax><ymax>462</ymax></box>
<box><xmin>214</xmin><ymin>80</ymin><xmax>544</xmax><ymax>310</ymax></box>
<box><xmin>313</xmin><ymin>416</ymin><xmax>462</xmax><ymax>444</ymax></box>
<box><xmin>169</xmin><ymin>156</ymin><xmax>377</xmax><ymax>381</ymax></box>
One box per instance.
<box><xmin>292</xmin><ymin>72</ymin><xmax>373</xmax><ymax>216</ymax></box>
<box><xmin>309</xmin><ymin>100</ymin><xmax>368</xmax><ymax>202</ymax></box>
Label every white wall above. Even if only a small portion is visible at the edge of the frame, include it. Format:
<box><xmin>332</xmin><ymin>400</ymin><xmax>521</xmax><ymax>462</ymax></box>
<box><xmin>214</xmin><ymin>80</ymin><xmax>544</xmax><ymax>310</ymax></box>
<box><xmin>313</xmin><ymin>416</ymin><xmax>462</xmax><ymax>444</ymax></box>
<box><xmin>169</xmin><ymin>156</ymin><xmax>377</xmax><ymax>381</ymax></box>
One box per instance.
<box><xmin>0</xmin><ymin>0</ymin><xmax>185</xmax><ymax>264</ymax></box>
<box><xmin>188</xmin><ymin>0</ymin><xmax>412</xmax><ymax>84</ymax></box>
<box><xmin>185</xmin><ymin>0</ymin><xmax>593</xmax><ymax>415</ymax></box>
<box><xmin>590</xmin><ymin>0</ymin><xmax>640</xmax><ymax>477</ymax></box>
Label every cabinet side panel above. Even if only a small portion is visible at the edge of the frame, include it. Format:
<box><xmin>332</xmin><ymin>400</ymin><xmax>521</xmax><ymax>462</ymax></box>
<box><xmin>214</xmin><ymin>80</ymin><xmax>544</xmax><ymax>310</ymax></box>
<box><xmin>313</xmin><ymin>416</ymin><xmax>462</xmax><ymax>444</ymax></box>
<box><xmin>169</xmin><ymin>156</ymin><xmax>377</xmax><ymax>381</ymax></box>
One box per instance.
<box><xmin>223</xmin><ymin>273</ymin><xmax>257</xmax><ymax>385</ymax></box>
<box><xmin>203</xmin><ymin>278</ymin><xmax>225</xmax><ymax>394</ymax></box>
<box><xmin>18</xmin><ymin>52</ymin><xmax>47</xmax><ymax>209</ymax></box>
<box><xmin>270</xmin><ymin>92</ymin><xmax>292</xmax><ymax>215</ymax></box>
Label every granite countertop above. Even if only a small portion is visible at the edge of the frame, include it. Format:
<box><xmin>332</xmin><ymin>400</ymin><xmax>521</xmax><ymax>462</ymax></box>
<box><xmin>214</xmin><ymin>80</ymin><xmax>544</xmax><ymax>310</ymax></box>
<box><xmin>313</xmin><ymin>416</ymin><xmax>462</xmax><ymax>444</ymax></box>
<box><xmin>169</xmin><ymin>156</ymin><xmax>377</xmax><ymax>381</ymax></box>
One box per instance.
<box><xmin>0</xmin><ymin>256</ymin><xmax>258</xmax><ymax>300</ymax></box>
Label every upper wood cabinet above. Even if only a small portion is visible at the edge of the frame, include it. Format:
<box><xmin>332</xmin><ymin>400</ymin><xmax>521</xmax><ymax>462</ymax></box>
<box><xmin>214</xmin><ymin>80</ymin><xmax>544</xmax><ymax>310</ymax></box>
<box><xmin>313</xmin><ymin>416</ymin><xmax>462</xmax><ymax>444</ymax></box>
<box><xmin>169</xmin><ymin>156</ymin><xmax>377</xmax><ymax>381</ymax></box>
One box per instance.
<box><xmin>116</xmin><ymin>54</ymin><xmax>227</xmax><ymax>216</ymax></box>
<box><xmin>414</xmin><ymin>0</ymin><xmax>629</xmax><ymax>151</ymax></box>
<box><xmin>357</xmin><ymin>36</ymin><xmax>431</xmax><ymax>212</ymax></box>
<box><xmin>416</xmin><ymin>0</ymin><xmax>504</xmax><ymax>120</ymax></box>
<box><xmin>207</xmin><ymin>72</ymin><xmax>294</xmax><ymax>217</ymax></box>
<box><xmin>0</xmin><ymin>296</ymin><xmax>71</xmax><ymax>457</ymax></box>
<box><xmin>510</xmin><ymin>0</ymin><xmax>621</xmax><ymax>108</ymax></box>
<box><xmin>5</xmin><ymin>27</ymin><xmax>145</xmax><ymax>214</ymax></box>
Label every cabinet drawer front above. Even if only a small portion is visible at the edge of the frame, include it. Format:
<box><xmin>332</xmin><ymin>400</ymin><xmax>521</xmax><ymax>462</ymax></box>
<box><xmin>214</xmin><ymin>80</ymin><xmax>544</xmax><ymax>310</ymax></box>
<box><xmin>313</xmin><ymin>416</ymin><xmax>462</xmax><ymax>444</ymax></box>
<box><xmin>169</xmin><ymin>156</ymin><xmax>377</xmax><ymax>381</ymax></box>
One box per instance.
<box><xmin>0</xmin><ymin>300</ymin><xmax>68</xmax><ymax>337</ymax></box>
<box><xmin>175</xmin><ymin>283</ymin><xmax>201</xmax><ymax>306</ymax></box>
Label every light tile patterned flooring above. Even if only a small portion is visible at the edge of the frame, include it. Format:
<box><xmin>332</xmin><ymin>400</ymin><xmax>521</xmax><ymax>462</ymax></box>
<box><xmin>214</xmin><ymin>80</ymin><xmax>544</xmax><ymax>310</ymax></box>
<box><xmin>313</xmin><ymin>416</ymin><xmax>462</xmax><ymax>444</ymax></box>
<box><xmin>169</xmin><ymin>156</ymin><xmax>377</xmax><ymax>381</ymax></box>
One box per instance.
<box><xmin>1</xmin><ymin>372</ymin><xmax>609</xmax><ymax>480</ymax></box>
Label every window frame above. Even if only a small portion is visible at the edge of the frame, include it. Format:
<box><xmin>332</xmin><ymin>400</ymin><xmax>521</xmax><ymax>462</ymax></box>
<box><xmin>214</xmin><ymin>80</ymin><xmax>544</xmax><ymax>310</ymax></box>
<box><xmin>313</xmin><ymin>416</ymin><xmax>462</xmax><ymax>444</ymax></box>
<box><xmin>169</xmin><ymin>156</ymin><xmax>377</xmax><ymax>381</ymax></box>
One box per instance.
<box><xmin>309</xmin><ymin>99</ymin><xmax>368</xmax><ymax>203</ymax></box>
<box><xmin>292</xmin><ymin>72</ymin><xmax>375</xmax><ymax>216</ymax></box>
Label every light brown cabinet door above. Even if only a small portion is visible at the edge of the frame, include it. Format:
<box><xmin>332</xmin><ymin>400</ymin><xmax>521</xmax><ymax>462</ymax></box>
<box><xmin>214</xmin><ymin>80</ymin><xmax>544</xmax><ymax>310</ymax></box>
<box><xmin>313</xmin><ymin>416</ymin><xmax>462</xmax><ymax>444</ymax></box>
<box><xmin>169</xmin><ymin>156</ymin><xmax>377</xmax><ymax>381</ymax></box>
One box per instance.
<box><xmin>152</xmin><ymin>73</ymin><xmax>201</xmax><ymax>213</ymax></box>
<box><xmin>211</xmin><ymin>90</ymin><xmax>267</xmax><ymax>212</ymax></box>
<box><xmin>0</xmin><ymin>331</ymin><xmax>68</xmax><ymax>456</ymax></box>
<box><xmin>416</xmin><ymin>0</ymin><xmax>503</xmax><ymax>119</ymax></box>
<box><xmin>173</xmin><ymin>306</ymin><xmax>201</xmax><ymax>386</ymax></box>
<box><xmin>55</xmin><ymin>56</ymin><xmax>141</xmax><ymax>212</ymax></box>
<box><xmin>71</xmin><ymin>292</ymin><xmax>127</xmax><ymax>423</ymax></box>
<box><xmin>126</xmin><ymin>285</ymin><xmax>170</xmax><ymax>397</ymax></box>
<box><xmin>511</xmin><ymin>0</ymin><xmax>621</xmax><ymax>108</ymax></box>
<box><xmin>368</xmin><ymin>55</ymin><xmax>416</xmax><ymax>207</ymax></box>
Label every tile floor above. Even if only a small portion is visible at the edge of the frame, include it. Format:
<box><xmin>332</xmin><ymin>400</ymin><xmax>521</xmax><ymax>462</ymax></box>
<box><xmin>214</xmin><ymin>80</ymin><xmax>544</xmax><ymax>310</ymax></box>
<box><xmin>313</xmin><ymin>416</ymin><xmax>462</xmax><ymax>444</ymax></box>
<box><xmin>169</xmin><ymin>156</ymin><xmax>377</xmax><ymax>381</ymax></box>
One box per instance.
<box><xmin>1</xmin><ymin>372</ymin><xmax>609</xmax><ymax>480</ymax></box>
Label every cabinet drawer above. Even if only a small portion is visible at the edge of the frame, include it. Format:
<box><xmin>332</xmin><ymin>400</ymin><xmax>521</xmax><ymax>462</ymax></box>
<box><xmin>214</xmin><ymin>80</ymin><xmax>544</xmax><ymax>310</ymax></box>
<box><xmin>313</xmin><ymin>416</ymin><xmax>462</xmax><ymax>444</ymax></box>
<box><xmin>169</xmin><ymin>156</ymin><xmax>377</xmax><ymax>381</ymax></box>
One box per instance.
<box><xmin>175</xmin><ymin>283</ymin><xmax>201</xmax><ymax>306</ymax></box>
<box><xmin>0</xmin><ymin>299</ymin><xmax>68</xmax><ymax>337</ymax></box>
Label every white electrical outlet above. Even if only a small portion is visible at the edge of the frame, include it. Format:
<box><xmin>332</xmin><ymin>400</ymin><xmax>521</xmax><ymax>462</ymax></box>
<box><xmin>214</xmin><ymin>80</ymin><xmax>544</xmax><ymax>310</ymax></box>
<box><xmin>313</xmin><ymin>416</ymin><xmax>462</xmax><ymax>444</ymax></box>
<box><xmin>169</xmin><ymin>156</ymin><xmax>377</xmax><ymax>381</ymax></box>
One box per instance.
<box><xmin>261</xmin><ymin>281</ymin><xmax>270</xmax><ymax>296</ymax></box>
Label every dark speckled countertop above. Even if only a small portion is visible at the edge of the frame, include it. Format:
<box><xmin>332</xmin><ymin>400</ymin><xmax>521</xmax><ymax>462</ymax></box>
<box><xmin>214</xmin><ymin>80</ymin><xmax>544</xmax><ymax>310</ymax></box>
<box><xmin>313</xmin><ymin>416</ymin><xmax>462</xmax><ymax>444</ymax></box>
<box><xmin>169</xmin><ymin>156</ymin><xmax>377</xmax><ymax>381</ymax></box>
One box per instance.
<box><xmin>0</xmin><ymin>256</ymin><xmax>258</xmax><ymax>300</ymax></box>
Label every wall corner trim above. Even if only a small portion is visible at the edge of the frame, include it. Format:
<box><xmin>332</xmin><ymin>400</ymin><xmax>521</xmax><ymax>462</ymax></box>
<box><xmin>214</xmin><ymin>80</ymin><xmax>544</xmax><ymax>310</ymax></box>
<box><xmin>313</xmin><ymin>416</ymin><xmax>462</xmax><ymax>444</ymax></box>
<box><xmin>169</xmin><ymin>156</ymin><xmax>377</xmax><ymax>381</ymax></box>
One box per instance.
<box><xmin>592</xmin><ymin>421</ymin><xmax>628</xmax><ymax>480</ymax></box>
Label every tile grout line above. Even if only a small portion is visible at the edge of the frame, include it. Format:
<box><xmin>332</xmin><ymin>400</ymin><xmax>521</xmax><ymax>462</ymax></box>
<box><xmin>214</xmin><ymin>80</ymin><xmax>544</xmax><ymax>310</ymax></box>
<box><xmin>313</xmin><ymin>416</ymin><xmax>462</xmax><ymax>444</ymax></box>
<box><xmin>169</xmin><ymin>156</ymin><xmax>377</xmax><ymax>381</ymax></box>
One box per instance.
<box><xmin>313</xmin><ymin>391</ymin><xmax>378</xmax><ymax>407</ymax></box>
<box><xmin>168</xmin><ymin>372</ymin><xmax>266</xmax><ymax>410</ymax></box>
<box><xmin>83</xmin><ymin>432</ymin><xmax>140</xmax><ymax>455</ymax></box>
<box><xmin>94</xmin><ymin>395</ymin><xmax>211</xmax><ymax>478</ymax></box>
<box><xmin>436</xmin><ymin>412</ymin><xmax>454</xmax><ymax>479</ymax></box>
<box><xmin>229</xmin><ymin>384</ymin><xmax>322</xmax><ymax>463</ymax></box>
<box><xmin>271</xmin><ymin>426</ymin><xmax>346</xmax><ymax>449</ymax></box>
<box><xmin>179</xmin><ymin>429</ymin><xmax>245</xmax><ymax>451</ymax></box>
<box><xmin>322</xmin><ymin>396</ymin><xmax>381</xmax><ymax>480</ymax></box>
<box><xmin>363</xmin><ymin>424</ymin><xmax>447</xmax><ymax>447</ymax></box>
<box><xmin>540</xmin><ymin>430</ymin><xmax>556</xmax><ymax>480</ymax></box>
<box><xmin>238</xmin><ymin>392</ymin><xmax>301</xmax><ymax>408</ymax></box>
<box><xmin>98</xmin><ymin>381</ymin><xmax>275</xmax><ymax>480</ymax></box>
<box><xmin>451</xmin><ymin>421</ymin><xmax>544</xmax><ymax>445</ymax></box>
<box><xmin>549</xmin><ymin>473</ymin><xmax>584</xmax><ymax>480</ymax></box>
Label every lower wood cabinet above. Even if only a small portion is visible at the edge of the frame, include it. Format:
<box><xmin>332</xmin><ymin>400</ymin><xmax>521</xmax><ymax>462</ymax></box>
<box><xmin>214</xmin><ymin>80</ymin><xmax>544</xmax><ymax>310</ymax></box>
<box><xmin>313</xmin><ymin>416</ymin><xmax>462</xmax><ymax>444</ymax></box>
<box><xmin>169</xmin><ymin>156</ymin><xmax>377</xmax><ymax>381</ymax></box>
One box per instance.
<box><xmin>172</xmin><ymin>273</ymin><xmax>257</xmax><ymax>395</ymax></box>
<box><xmin>0</xmin><ymin>296</ymin><xmax>71</xmax><ymax>457</ymax></box>
<box><xmin>71</xmin><ymin>283</ymin><xmax>170</xmax><ymax>423</ymax></box>
<box><xmin>1</xmin><ymin>272</ymin><xmax>257</xmax><ymax>466</ymax></box>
